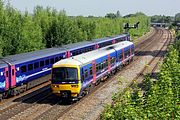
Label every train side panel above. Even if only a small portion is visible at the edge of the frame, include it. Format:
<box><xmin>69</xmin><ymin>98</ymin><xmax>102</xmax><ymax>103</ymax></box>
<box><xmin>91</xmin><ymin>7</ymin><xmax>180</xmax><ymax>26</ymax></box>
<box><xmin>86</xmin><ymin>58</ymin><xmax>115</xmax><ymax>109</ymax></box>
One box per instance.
<box><xmin>15</xmin><ymin>53</ymin><xmax>65</xmax><ymax>89</ymax></box>
<box><xmin>80</xmin><ymin>51</ymin><xmax>116</xmax><ymax>93</ymax></box>
<box><xmin>70</xmin><ymin>45</ymin><xmax>95</xmax><ymax>57</ymax></box>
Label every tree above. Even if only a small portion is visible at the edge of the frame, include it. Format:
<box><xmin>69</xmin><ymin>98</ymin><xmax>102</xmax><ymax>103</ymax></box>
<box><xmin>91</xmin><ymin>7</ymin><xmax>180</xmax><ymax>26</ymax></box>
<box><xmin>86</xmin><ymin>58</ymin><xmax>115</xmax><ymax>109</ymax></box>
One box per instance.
<box><xmin>16</xmin><ymin>14</ymin><xmax>44</xmax><ymax>53</ymax></box>
<box><xmin>116</xmin><ymin>10</ymin><xmax>121</xmax><ymax>18</ymax></box>
<box><xmin>175</xmin><ymin>13</ymin><xmax>180</xmax><ymax>22</ymax></box>
<box><xmin>164</xmin><ymin>16</ymin><xmax>171</xmax><ymax>23</ymax></box>
<box><xmin>105</xmin><ymin>13</ymin><xmax>117</xmax><ymax>19</ymax></box>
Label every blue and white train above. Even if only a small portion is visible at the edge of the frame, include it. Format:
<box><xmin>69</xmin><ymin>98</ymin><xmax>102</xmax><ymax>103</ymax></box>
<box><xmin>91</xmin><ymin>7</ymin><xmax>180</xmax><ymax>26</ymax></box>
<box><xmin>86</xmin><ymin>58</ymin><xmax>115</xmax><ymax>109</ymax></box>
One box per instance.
<box><xmin>0</xmin><ymin>34</ymin><xmax>130</xmax><ymax>100</ymax></box>
<box><xmin>51</xmin><ymin>41</ymin><xmax>134</xmax><ymax>98</ymax></box>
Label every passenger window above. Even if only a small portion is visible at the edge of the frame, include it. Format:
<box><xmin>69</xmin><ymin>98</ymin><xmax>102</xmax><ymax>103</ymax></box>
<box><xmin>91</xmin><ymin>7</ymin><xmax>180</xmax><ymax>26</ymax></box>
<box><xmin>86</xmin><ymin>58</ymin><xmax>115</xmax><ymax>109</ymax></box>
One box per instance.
<box><xmin>125</xmin><ymin>50</ymin><xmax>130</xmax><ymax>57</ymax></box>
<box><xmin>103</xmin><ymin>62</ymin><xmax>106</xmax><ymax>68</ymax></box>
<box><xmin>132</xmin><ymin>47</ymin><xmax>134</xmax><ymax>54</ymax></box>
<box><xmin>96</xmin><ymin>64</ymin><xmax>99</xmax><ymax>72</ymax></box>
<box><xmin>98</xmin><ymin>63</ymin><xmax>101</xmax><ymax>70</ymax></box>
<box><xmin>34</xmin><ymin>62</ymin><xmax>39</xmax><ymax>69</ymax></box>
<box><xmin>105</xmin><ymin>60</ymin><xmax>108</xmax><ymax>67</ymax></box>
<box><xmin>80</xmin><ymin>50</ymin><xmax>83</xmax><ymax>54</ymax></box>
<box><xmin>90</xmin><ymin>67</ymin><xmax>92</xmax><ymax>75</ymax></box>
<box><xmin>76</xmin><ymin>51</ymin><xmax>79</xmax><ymax>55</ymax></box>
<box><xmin>6</xmin><ymin>71</ymin><xmax>8</xmax><ymax>77</ymax></box>
<box><xmin>40</xmin><ymin>61</ymin><xmax>44</xmax><ymax>67</ymax></box>
<box><xmin>111</xmin><ymin>58</ymin><xmax>113</xmax><ymax>64</ymax></box>
<box><xmin>28</xmin><ymin>64</ymin><xmax>33</xmax><ymax>71</ymax></box>
<box><xmin>82</xmin><ymin>74</ymin><xmax>85</xmax><ymax>81</ymax></box>
<box><xmin>12</xmin><ymin>69</ymin><xmax>15</xmax><ymax>76</ymax></box>
<box><xmin>85</xmin><ymin>69</ymin><xmax>88</xmax><ymax>78</ymax></box>
<box><xmin>111</xmin><ymin>57</ymin><xmax>115</xmax><ymax>64</ymax></box>
<box><xmin>55</xmin><ymin>57</ymin><xmax>59</xmax><ymax>62</ymax></box>
<box><xmin>50</xmin><ymin>58</ymin><xmax>54</xmax><ymax>64</ymax></box>
<box><xmin>72</xmin><ymin>52</ymin><xmax>76</xmax><ymax>56</ymax></box>
<box><xmin>119</xmin><ymin>53</ymin><xmax>122</xmax><ymax>60</ymax></box>
<box><xmin>45</xmin><ymin>59</ymin><xmax>49</xmax><ymax>65</ymax></box>
<box><xmin>101</xmin><ymin>63</ymin><xmax>104</xmax><ymax>69</ymax></box>
<box><xmin>21</xmin><ymin>65</ymin><xmax>27</xmax><ymax>73</ymax></box>
<box><xmin>59</xmin><ymin>56</ymin><xmax>63</xmax><ymax>60</ymax></box>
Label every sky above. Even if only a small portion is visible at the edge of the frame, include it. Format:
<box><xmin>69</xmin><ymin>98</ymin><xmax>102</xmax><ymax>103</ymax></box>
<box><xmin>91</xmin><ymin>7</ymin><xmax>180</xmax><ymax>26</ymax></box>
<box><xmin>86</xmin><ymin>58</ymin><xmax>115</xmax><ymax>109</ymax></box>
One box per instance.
<box><xmin>8</xmin><ymin>0</ymin><xmax>180</xmax><ymax>16</ymax></box>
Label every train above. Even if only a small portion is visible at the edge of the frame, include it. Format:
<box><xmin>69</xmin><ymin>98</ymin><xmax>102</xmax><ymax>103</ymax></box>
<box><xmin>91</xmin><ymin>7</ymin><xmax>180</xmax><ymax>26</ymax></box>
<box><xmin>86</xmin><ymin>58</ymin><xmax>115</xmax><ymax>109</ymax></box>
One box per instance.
<box><xmin>0</xmin><ymin>33</ymin><xmax>130</xmax><ymax>100</ymax></box>
<box><xmin>51</xmin><ymin>41</ymin><xmax>135</xmax><ymax>99</ymax></box>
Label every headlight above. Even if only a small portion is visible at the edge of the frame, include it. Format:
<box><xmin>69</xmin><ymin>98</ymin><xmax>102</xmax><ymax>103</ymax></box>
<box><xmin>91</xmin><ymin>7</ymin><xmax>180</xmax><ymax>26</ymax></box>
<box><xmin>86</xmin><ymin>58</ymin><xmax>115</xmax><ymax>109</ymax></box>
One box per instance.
<box><xmin>52</xmin><ymin>85</ymin><xmax>59</xmax><ymax>88</ymax></box>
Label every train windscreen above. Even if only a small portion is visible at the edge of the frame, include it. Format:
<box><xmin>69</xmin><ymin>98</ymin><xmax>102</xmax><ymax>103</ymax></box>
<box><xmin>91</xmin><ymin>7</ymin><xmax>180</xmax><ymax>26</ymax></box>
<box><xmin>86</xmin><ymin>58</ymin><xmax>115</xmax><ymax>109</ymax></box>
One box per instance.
<box><xmin>52</xmin><ymin>67</ymin><xmax>78</xmax><ymax>83</ymax></box>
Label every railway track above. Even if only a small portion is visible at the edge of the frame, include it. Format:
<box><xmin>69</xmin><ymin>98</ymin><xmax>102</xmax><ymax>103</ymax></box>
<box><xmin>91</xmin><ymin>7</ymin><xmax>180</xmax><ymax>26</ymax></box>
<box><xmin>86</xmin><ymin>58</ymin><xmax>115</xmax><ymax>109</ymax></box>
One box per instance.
<box><xmin>0</xmin><ymin>28</ymin><xmax>172</xmax><ymax>120</ymax></box>
<box><xmin>32</xmin><ymin>28</ymin><xmax>166</xmax><ymax>120</ymax></box>
<box><xmin>0</xmin><ymin>28</ymin><xmax>158</xmax><ymax>107</ymax></box>
<box><xmin>58</xmin><ymin>28</ymin><xmax>173</xmax><ymax>120</ymax></box>
<box><xmin>128</xmin><ymin>29</ymin><xmax>172</xmax><ymax>89</ymax></box>
<box><xmin>96</xmin><ymin>29</ymin><xmax>173</xmax><ymax>120</ymax></box>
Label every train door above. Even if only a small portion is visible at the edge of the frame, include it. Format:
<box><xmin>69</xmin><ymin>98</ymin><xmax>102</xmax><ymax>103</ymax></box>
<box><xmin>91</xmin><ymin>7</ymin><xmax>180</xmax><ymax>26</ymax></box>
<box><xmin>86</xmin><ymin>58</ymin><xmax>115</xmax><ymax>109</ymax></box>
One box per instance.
<box><xmin>95</xmin><ymin>44</ymin><xmax>99</xmax><ymax>49</ymax></box>
<box><xmin>10</xmin><ymin>65</ymin><xmax>16</xmax><ymax>88</ymax></box>
<box><xmin>66</xmin><ymin>51</ymin><xmax>71</xmax><ymax>58</ymax></box>
<box><xmin>112</xmin><ymin>39</ymin><xmax>116</xmax><ymax>44</ymax></box>
<box><xmin>92</xmin><ymin>60</ymin><xmax>96</xmax><ymax>83</ymax></box>
<box><xmin>4</xmin><ymin>67</ymin><xmax>9</xmax><ymax>90</ymax></box>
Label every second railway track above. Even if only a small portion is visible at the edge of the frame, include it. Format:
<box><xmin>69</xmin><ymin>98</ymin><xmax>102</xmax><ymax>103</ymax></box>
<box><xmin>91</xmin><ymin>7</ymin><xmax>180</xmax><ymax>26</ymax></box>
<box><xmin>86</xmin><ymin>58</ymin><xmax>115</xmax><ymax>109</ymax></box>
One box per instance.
<box><xmin>0</xmin><ymin>28</ymin><xmax>173</xmax><ymax>120</ymax></box>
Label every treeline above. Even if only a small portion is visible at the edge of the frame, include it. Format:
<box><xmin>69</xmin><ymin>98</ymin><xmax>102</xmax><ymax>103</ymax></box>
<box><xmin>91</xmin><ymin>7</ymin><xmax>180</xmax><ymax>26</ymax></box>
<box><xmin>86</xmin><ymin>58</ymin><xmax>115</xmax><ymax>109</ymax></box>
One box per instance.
<box><xmin>151</xmin><ymin>13</ymin><xmax>180</xmax><ymax>23</ymax></box>
<box><xmin>151</xmin><ymin>15</ymin><xmax>173</xmax><ymax>23</ymax></box>
<box><xmin>0</xmin><ymin>1</ymin><xmax>150</xmax><ymax>57</ymax></box>
<box><xmin>101</xmin><ymin>35</ymin><xmax>180</xmax><ymax>119</ymax></box>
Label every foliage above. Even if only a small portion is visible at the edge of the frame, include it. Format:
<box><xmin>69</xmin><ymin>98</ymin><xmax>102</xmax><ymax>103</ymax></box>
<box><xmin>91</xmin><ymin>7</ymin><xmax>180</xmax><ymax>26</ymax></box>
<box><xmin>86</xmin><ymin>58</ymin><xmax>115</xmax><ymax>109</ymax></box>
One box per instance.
<box><xmin>105</xmin><ymin>13</ymin><xmax>117</xmax><ymax>19</ymax></box>
<box><xmin>101</xmin><ymin>41</ymin><xmax>180</xmax><ymax>119</ymax></box>
<box><xmin>151</xmin><ymin>15</ymin><xmax>173</xmax><ymax>23</ymax></box>
<box><xmin>175</xmin><ymin>13</ymin><xmax>180</xmax><ymax>22</ymax></box>
<box><xmin>0</xmin><ymin>1</ymin><xmax>150</xmax><ymax>56</ymax></box>
<box><xmin>105</xmin><ymin>11</ymin><xmax>122</xmax><ymax>19</ymax></box>
<box><xmin>123</xmin><ymin>12</ymin><xmax>146</xmax><ymax>18</ymax></box>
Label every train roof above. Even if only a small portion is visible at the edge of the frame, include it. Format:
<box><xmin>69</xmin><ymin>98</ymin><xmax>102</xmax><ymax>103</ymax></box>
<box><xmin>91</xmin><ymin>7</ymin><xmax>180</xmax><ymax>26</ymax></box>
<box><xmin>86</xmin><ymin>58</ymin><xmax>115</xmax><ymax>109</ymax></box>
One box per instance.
<box><xmin>112</xmin><ymin>33</ymin><xmax>130</xmax><ymax>38</ymax></box>
<box><xmin>62</xmin><ymin>33</ymin><xmax>129</xmax><ymax>50</ymax></box>
<box><xmin>105</xmin><ymin>41</ymin><xmax>134</xmax><ymax>51</ymax></box>
<box><xmin>53</xmin><ymin>41</ymin><xmax>133</xmax><ymax>67</ymax></box>
<box><xmin>0</xmin><ymin>60</ymin><xmax>8</xmax><ymax>68</ymax></box>
<box><xmin>92</xmin><ymin>34</ymin><xmax>129</xmax><ymax>43</ymax></box>
<box><xmin>62</xmin><ymin>40</ymin><xmax>94</xmax><ymax>51</ymax></box>
<box><xmin>1</xmin><ymin>47</ymin><xmax>66</xmax><ymax>65</ymax></box>
<box><xmin>92</xmin><ymin>36</ymin><xmax>113</xmax><ymax>43</ymax></box>
<box><xmin>53</xmin><ymin>48</ymin><xmax>115</xmax><ymax>67</ymax></box>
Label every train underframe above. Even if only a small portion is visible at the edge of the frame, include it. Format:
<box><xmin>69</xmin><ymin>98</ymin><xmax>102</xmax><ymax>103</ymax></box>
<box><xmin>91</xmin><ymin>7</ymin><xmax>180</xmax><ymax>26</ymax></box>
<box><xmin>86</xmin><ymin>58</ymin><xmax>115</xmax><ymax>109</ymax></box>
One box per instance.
<box><xmin>0</xmin><ymin>75</ymin><xmax>50</xmax><ymax>101</ymax></box>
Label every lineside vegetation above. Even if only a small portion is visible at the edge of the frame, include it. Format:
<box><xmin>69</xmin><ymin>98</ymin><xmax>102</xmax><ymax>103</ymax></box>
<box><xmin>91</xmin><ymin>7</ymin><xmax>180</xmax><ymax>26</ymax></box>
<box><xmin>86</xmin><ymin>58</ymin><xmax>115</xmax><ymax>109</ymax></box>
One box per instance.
<box><xmin>0</xmin><ymin>0</ymin><xmax>150</xmax><ymax>57</ymax></box>
<box><xmin>101</xmin><ymin>32</ymin><xmax>180</xmax><ymax>120</ymax></box>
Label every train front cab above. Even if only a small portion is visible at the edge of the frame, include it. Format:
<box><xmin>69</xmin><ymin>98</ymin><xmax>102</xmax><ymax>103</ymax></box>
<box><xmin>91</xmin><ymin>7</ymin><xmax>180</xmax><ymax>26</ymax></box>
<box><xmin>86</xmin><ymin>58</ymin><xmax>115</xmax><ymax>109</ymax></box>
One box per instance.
<box><xmin>51</xmin><ymin>64</ymin><xmax>81</xmax><ymax>98</ymax></box>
